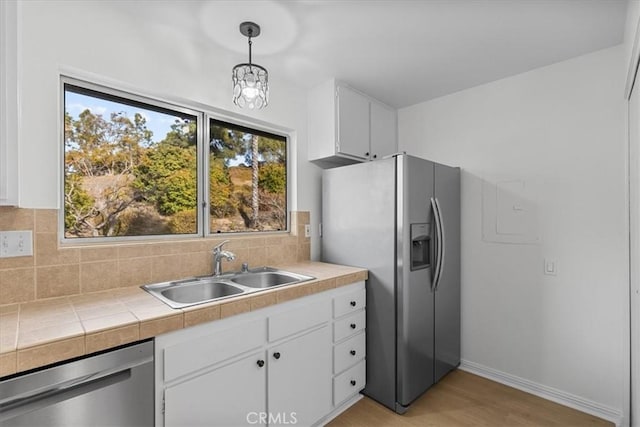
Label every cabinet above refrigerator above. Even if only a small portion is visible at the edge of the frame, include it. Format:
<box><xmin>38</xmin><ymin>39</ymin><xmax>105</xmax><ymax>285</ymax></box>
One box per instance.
<box><xmin>308</xmin><ymin>79</ymin><xmax>397</xmax><ymax>168</ymax></box>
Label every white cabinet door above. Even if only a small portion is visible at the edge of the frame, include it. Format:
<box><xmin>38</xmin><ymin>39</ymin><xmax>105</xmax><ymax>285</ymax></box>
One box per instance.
<box><xmin>268</xmin><ymin>326</ymin><xmax>332</xmax><ymax>426</ymax></box>
<box><xmin>164</xmin><ymin>351</ymin><xmax>267</xmax><ymax>427</ymax></box>
<box><xmin>336</xmin><ymin>85</ymin><xmax>370</xmax><ymax>160</ymax></box>
<box><xmin>370</xmin><ymin>101</ymin><xmax>397</xmax><ymax>160</ymax></box>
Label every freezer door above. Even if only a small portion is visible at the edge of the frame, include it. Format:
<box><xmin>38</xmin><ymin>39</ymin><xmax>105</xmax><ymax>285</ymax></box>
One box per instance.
<box><xmin>396</xmin><ymin>155</ymin><xmax>435</xmax><ymax>407</ymax></box>
<box><xmin>433</xmin><ymin>163</ymin><xmax>461</xmax><ymax>382</ymax></box>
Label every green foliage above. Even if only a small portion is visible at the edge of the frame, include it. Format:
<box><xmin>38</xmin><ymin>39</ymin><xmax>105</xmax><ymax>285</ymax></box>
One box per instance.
<box><xmin>118</xmin><ymin>206</ymin><xmax>172</xmax><ymax>236</ymax></box>
<box><xmin>63</xmin><ymin>173</ymin><xmax>94</xmax><ymax>235</ymax></box>
<box><xmin>157</xmin><ymin>169</ymin><xmax>198</xmax><ymax>215</ymax></box>
<box><xmin>64</xmin><ymin>107</ymin><xmax>153</xmax><ymax>237</ymax></box>
<box><xmin>134</xmin><ymin>144</ymin><xmax>197</xmax><ymax>215</ymax></box>
<box><xmin>259</xmin><ymin>163</ymin><xmax>286</xmax><ymax>194</ymax></box>
<box><xmin>209</xmin><ymin>122</ymin><xmax>285</xmax><ymax>166</ymax></box>
<box><xmin>163</xmin><ymin>119</ymin><xmax>196</xmax><ymax>148</ymax></box>
<box><xmin>169</xmin><ymin>209</ymin><xmax>197</xmax><ymax>234</ymax></box>
<box><xmin>64</xmin><ymin>94</ymin><xmax>289</xmax><ymax>237</ymax></box>
<box><xmin>209</xmin><ymin>121</ymin><xmax>286</xmax><ymax>231</ymax></box>
<box><xmin>209</xmin><ymin>157</ymin><xmax>236</xmax><ymax>217</ymax></box>
<box><xmin>66</xmin><ymin>109</ymin><xmax>150</xmax><ymax>176</ymax></box>
<box><xmin>258</xmin><ymin>136</ymin><xmax>286</xmax><ymax>163</ymax></box>
<box><xmin>209</xmin><ymin>122</ymin><xmax>245</xmax><ymax>160</ymax></box>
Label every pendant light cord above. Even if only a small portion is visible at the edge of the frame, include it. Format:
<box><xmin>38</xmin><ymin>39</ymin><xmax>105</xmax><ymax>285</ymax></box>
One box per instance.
<box><xmin>248</xmin><ymin>28</ymin><xmax>253</xmax><ymax>66</ymax></box>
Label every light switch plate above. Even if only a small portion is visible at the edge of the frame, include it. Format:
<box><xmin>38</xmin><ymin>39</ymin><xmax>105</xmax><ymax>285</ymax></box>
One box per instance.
<box><xmin>0</xmin><ymin>230</ymin><xmax>33</xmax><ymax>258</ymax></box>
<box><xmin>304</xmin><ymin>224</ymin><xmax>311</xmax><ymax>238</ymax></box>
<box><xmin>544</xmin><ymin>259</ymin><xmax>557</xmax><ymax>276</ymax></box>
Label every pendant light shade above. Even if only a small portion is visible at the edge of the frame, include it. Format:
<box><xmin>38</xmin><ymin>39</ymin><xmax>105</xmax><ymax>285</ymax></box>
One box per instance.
<box><xmin>232</xmin><ymin>22</ymin><xmax>269</xmax><ymax>110</ymax></box>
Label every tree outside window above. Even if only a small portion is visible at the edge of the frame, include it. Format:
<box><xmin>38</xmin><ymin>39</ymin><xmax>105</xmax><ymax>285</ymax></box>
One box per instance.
<box><xmin>209</xmin><ymin>119</ymin><xmax>287</xmax><ymax>233</ymax></box>
<box><xmin>62</xmin><ymin>81</ymin><xmax>288</xmax><ymax>241</ymax></box>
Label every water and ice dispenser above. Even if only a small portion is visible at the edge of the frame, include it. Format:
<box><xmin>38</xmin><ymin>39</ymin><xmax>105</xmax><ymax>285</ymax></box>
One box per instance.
<box><xmin>410</xmin><ymin>223</ymin><xmax>431</xmax><ymax>271</ymax></box>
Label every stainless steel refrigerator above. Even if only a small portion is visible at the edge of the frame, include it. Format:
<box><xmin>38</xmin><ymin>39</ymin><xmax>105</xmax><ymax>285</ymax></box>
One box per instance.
<box><xmin>322</xmin><ymin>154</ymin><xmax>460</xmax><ymax>414</ymax></box>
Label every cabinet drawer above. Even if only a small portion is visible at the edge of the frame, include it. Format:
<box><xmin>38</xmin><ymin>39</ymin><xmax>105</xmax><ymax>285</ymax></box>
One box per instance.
<box><xmin>333</xmin><ymin>331</ymin><xmax>365</xmax><ymax>374</ymax></box>
<box><xmin>333</xmin><ymin>284</ymin><xmax>365</xmax><ymax>318</ymax></box>
<box><xmin>334</xmin><ymin>310</ymin><xmax>365</xmax><ymax>342</ymax></box>
<box><xmin>333</xmin><ymin>360</ymin><xmax>366</xmax><ymax>406</ymax></box>
<box><xmin>269</xmin><ymin>298</ymin><xmax>330</xmax><ymax>342</ymax></box>
<box><xmin>164</xmin><ymin>318</ymin><xmax>266</xmax><ymax>382</ymax></box>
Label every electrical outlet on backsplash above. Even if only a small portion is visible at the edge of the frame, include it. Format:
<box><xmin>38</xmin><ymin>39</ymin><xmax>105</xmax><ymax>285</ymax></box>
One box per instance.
<box><xmin>0</xmin><ymin>207</ymin><xmax>311</xmax><ymax>306</ymax></box>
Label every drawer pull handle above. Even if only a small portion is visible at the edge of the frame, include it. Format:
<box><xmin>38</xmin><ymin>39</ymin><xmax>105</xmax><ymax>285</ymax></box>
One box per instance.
<box><xmin>350</xmin><ymin>380</ymin><xmax>357</xmax><ymax>386</ymax></box>
<box><xmin>257</xmin><ymin>360</ymin><xmax>265</xmax><ymax>368</ymax></box>
<box><xmin>350</xmin><ymin>350</ymin><xmax>356</xmax><ymax>356</ymax></box>
<box><xmin>350</xmin><ymin>301</ymin><xmax>356</xmax><ymax>307</ymax></box>
<box><xmin>350</xmin><ymin>323</ymin><xmax>356</xmax><ymax>329</ymax></box>
<box><xmin>273</xmin><ymin>352</ymin><xmax>281</xmax><ymax>360</ymax></box>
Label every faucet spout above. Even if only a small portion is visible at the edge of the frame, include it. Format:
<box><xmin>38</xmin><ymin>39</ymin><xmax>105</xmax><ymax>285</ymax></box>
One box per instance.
<box><xmin>212</xmin><ymin>240</ymin><xmax>236</xmax><ymax>276</ymax></box>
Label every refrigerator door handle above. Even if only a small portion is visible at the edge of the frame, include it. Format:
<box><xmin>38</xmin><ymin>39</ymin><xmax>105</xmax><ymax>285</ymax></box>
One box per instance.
<box><xmin>433</xmin><ymin>197</ymin><xmax>446</xmax><ymax>292</ymax></box>
<box><xmin>430</xmin><ymin>197</ymin><xmax>443</xmax><ymax>291</ymax></box>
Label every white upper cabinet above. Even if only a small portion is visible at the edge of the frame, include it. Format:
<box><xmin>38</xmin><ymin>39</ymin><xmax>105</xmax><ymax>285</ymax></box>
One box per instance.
<box><xmin>370</xmin><ymin>101</ymin><xmax>397</xmax><ymax>161</ymax></box>
<box><xmin>308</xmin><ymin>79</ymin><xmax>397</xmax><ymax>168</ymax></box>
<box><xmin>0</xmin><ymin>0</ymin><xmax>18</xmax><ymax>206</ymax></box>
<box><xmin>336</xmin><ymin>85</ymin><xmax>370</xmax><ymax>160</ymax></box>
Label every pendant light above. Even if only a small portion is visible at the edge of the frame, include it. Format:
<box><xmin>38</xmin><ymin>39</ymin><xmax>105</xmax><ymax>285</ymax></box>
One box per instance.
<box><xmin>232</xmin><ymin>22</ymin><xmax>269</xmax><ymax>110</ymax></box>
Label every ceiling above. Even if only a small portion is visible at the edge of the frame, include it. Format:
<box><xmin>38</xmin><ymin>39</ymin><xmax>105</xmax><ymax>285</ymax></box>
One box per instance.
<box><xmin>118</xmin><ymin>0</ymin><xmax>628</xmax><ymax>108</ymax></box>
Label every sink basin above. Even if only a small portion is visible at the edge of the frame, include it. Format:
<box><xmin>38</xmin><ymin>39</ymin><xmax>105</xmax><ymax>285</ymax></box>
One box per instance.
<box><xmin>231</xmin><ymin>271</ymin><xmax>311</xmax><ymax>288</ymax></box>
<box><xmin>143</xmin><ymin>278</ymin><xmax>245</xmax><ymax>309</ymax></box>
<box><xmin>142</xmin><ymin>267</ymin><xmax>316</xmax><ymax>308</ymax></box>
<box><xmin>161</xmin><ymin>281</ymin><xmax>243</xmax><ymax>304</ymax></box>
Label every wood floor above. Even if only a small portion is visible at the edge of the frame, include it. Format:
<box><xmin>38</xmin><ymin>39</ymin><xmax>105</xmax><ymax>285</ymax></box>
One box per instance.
<box><xmin>327</xmin><ymin>370</ymin><xmax>612</xmax><ymax>427</ymax></box>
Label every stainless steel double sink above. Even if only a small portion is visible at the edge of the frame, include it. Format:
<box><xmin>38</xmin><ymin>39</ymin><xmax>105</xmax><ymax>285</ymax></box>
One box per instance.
<box><xmin>141</xmin><ymin>267</ymin><xmax>315</xmax><ymax>309</ymax></box>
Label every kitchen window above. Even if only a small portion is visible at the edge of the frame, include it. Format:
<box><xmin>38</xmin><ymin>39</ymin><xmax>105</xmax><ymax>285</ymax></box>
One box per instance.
<box><xmin>61</xmin><ymin>78</ymin><xmax>288</xmax><ymax>242</ymax></box>
<box><xmin>208</xmin><ymin>119</ymin><xmax>287</xmax><ymax>234</ymax></box>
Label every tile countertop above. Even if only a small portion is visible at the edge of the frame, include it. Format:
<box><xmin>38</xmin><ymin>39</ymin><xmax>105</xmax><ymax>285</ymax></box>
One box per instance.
<box><xmin>0</xmin><ymin>261</ymin><xmax>367</xmax><ymax>378</ymax></box>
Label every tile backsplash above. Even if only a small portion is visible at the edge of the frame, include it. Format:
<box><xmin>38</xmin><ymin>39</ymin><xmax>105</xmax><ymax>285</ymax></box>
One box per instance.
<box><xmin>0</xmin><ymin>207</ymin><xmax>311</xmax><ymax>306</ymax></box>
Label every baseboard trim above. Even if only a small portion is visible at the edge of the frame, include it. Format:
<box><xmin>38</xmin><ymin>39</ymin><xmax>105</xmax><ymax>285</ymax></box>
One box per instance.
<box><xmin>459</xmin><ymin>360</ymin><xmax>624</xmax><ymax>426</ymax></box>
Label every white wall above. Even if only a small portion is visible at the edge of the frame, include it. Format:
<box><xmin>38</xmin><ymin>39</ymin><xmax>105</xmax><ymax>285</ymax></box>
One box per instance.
<box><xmin>17</xmin><ymin>0</ymin><xmax>322</xmax><ymax>258</ymax></box>
<box><xmin>625</xmin><ymin>0</ymin><xmax>640</xmax><ymax>91</ymax></box>
<box><xmin>399</xmin><ymin>46</ymin><xmax>627</xmax><ymax>420</ymax></box>
<box><xmin>628</xmin><ymin>73</ymin><xmax>639</xmax><ymax>427</ymax></box>
<box><xmin>624</xmin><ymin>2</ymin><xmax>640</xmax><ymax>426</ymax></box>
<box><xmin>0</xmin><ymin>0</ymin><xmax>18</xmax><ymax>205</ymax></box>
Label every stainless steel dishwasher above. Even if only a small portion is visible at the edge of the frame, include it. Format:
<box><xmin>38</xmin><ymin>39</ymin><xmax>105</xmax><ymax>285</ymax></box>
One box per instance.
<box><xmin>0</xmin><ymin>340</ymin><xmax>154</xmax><ymax>427</ymax></box>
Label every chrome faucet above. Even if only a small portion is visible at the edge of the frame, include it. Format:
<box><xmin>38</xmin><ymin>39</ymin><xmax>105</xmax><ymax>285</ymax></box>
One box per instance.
<box><xmin>212</xmin><ymin>240</ymin><xmax>235</xmax><ymax>276</ymax></box>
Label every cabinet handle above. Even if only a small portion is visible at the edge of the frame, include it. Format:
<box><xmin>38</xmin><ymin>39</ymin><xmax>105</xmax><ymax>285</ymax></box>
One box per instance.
<box><xmin>350</xmin><ymin>380</ymin><xmax>357</xmax><ymax>386</ymax></box>
<box><xmin>350</xmin><ymin>350</ymin><xmax>356</xmax><ymax>356</ymax></box>
<box><xmin>350</xmin><ymin>301</ymin><xmax>356</xmax><ymax>307</ymax></box>
<box><xmin>350</xmin><ymin>323</ymin><xmax>356</xmax><ymax>329</ymax></box>
<box><xmin>373</xmin><ymin>154</ymin><xmax>378</xmax><ymax>159</ymax></box>
<box><xmin>365</xmin><ymin>152</ymin><xmax>370</xmax><ymax>157</ymax></box>
<box><xmin>273</xmin><ymin>352</ymin><xmax>281</xmax><ymax>360</ymax></box>
<box><xmin>257</xmin><ymin>360</ymin><xmax>265</xmax><ymax>368</ymax></box>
